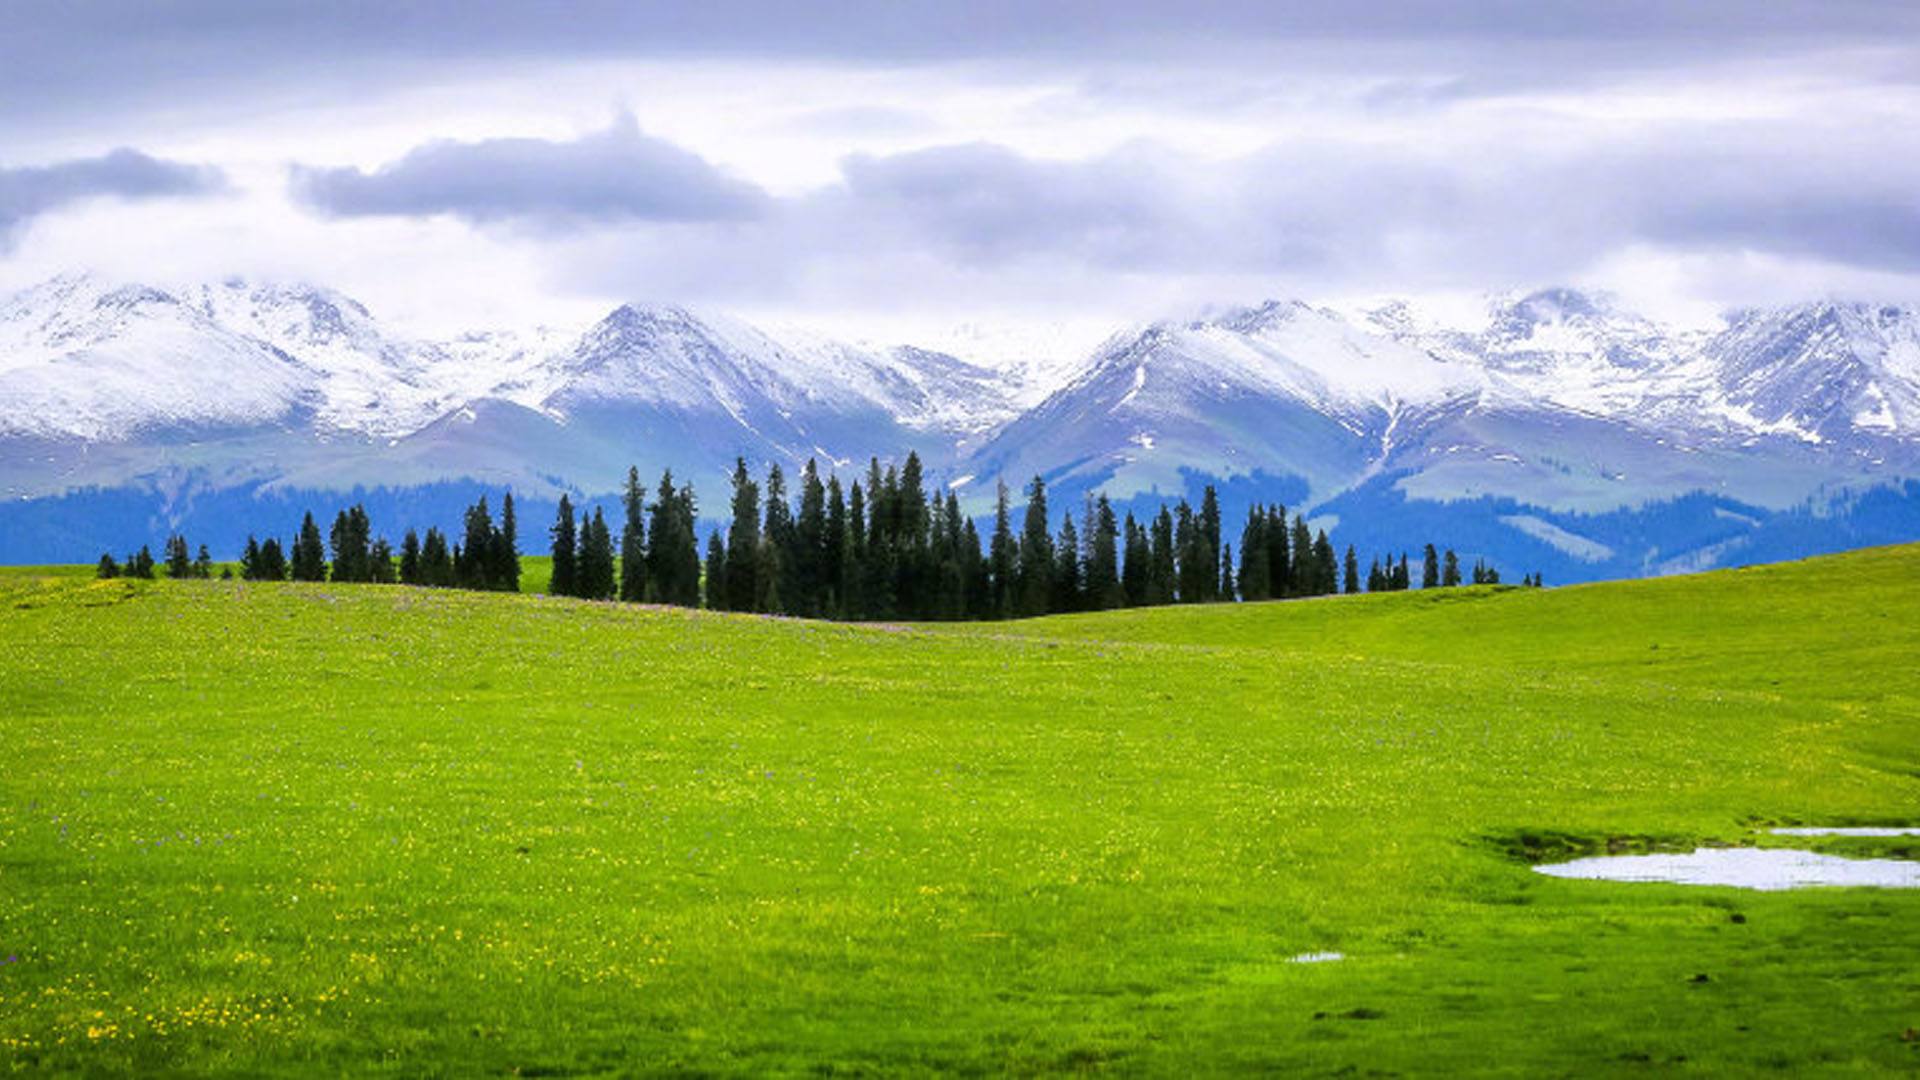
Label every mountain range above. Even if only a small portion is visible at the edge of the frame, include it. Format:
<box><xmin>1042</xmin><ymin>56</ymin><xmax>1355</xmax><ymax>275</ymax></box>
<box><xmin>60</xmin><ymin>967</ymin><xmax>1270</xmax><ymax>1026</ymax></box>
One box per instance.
<box><xmin>3</xmin><ymin>272</ymin><xmax>1918</xmax><ymax>582</ymax></box>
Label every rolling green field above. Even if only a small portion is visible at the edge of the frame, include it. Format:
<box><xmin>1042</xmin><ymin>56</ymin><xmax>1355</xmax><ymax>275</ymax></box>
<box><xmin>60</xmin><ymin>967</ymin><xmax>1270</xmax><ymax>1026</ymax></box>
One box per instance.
<box><xmin>3</xmin><ymin>544</ymin><xmax>1918</xmax><ymax>1075</ymax></box>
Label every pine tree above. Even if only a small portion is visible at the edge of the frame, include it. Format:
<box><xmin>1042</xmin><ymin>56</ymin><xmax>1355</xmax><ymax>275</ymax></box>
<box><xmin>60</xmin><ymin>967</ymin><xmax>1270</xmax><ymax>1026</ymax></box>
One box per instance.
<box><xmin>844</xmin><ymin>481</ymin><xmax>869</xmax><ymax>619</ymax></box>
<box><xmin>1238</xmin><ymin>506</ymin><xmax>1270</xmax><ymax>601</ymax></box>
<box><xmin>164</xmin><ymin>534</ymin><xmax>191</xmax><ymax>578</ymax></box>
<box><xmin>1086</xmin><ymin>495</ymin><xmax>1122</xmax><ymax>610</ymax></box>
<box><xmin>703</xmin><ymin>532</ymin><xmax>727</xmax><ymax>609</ymax></box>
<box><xmin>1312</xmin><ymin>531</ymin><xmax>1337</xmax><ymax>595</ymax></box>
<box><xmin>723</xmin><ymin>459</ymin><xmax>761</xmax><ymax>612</ymax></box>
<box><xmin>1394</xmin><ymin>553</ymin><xmax>1411</xmax><ymax>591</ymax></box>
<box><xmin>240</xmin><ymin>536</ymin><xmax>261</xmax><ymax>580</ymax></box>
<box><xmin>670</xmin><ymin>480</ymin><xmax>701</xmax><ymax>607</ymax></box>
<box><xmin>1198</xmin><ymin>486</ymin><xmax>1222</xmax><ymax>602</ymax></box>
<box><xmin>1422</xmin><ymin>543</ymin><xmax>1440</xmax><ymax>589</ymax></box>
<box><xmin>823</xmin><ymin>476</ymin><xmax>847</xmax><ymax>617</ymax></box>
<box><xmin>989</xmin><ymin>479</ymin><xmax>1018</xmax><ymax>618</ymax></box>
<box><xmin>619</xmin><ymin>468</ymin><xmax>647</xmax><ymax>602</ymax></box>
<box><xmin>130</xmin><ymin>545</ymin><xmax>156</xmax><ymax>579</ymax></box>
<box><xmin>422</xmin><ymin>527</ymin><xmax>454</xmax><ymax>587</ymax></box>
<box><xmin>1442</xmin><ymin>549</ymin><xmax>1461</xmax><ymax>587</ymax></box>
<box><xmin>97</xmin><ymin>553</ymin><xmax>119</xmax><ymax>579</ymax></box>
<box><xmin>258</xmin><ymin>537</ymin><xmax>287</xmax><ymax>581</ymax></box>
<box><xmin>458</xmin><ymin>497</ymin><xmax>495</xmax><ymax>589</ymax></box>
<box><xmin>1344</xmin><ymin>545</ymin><xmax>1360</xmax><ymax>594</ymax></box>
<box><xmin>1148</xmin><ymin>506</ymin><xmax>1176</xmax><ymax>605</ymax></box>
<box><xmin>579</xmin><ymin>507</ymin><xmax>616</xmax><ymax>600</ymax></box>
<box><xmin>193</xmin><ymin>544</ymin><xmax>214</xmax><ymax>579</ymax></box>
<box><xmin>400</xmin><ymin>529</ymin><xmax>422</xmax><ymax>585</ymax></box>
<box><xmin>496</xmin><ymin>491</ymin><xmax>521</xmax><ymax>593</ymax></box>
<box><xmin>1220</xmin><ymin>542</ymin><xmax>1236</xmax><ymax>601</ymax></box>
<box><xmin>292</xmin><ymin>514</ymin><xmax>328</xmax><ymax>582</ymax></box>
<box><xmin>1367</xmin><ymin>557</ymin><xmax>1385</xmax><ymax>593</ymax></box>
<box><xmin>1018</xmin><ymin>475</ymin><xmax>1054</xmax><ymax>616</ymax></box>
<box><xmin>550</xmin><ymin>494</ymin><xmax>577</xmax><ymax>597</ymax></box>
<box><xmin>1266</xmin><ymin>505</ymin><xmax>1290</xmax><ymax>599</ymax></box>
<box><xmin>1121</xmin><ymin>513</ymin><xmax>1149</xmax><ymax>607</ymax></box>
<box><xmin>1053</xmin><ymin>512</ymin><xmax>1082</xmax><ymax>613</ymax></box>
<box><xmin>795</xmin><ymin>459</ymin><xmax>828</xmax><ymax>617</ymax></box>
<box><xmin>369</xmin><ymin>538</ymin><xmax>396</xmax><ymax>584</ymax></box>
<box><xmin>1288</xmin><ymin>516</ymin><xmax>1313</xmax><ymax>596</ymax></box>
<box><xmin>763</xmin><ymin>463</ymin><xmax>796</xmax><ymax>615</ymax></box>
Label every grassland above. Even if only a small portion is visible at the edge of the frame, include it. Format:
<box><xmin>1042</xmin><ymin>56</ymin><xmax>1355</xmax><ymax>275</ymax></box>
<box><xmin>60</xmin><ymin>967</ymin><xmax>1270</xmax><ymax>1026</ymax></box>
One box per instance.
<box><xmin>2</xmin><ymin>544</ymin><xmax>1918</xmax><ymax>1075</ymax></box>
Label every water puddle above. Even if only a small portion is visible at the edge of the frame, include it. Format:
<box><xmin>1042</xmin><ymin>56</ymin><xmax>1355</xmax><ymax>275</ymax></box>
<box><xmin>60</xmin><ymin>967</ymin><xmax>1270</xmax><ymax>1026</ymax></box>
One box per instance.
<box><xmin>1769</xmin><ymin>826</ymin><xmax>1920</xmax><ymax>837</ymax></box>
<box><xmin>1533</xmin><ymin>847</ymin><xmax>1920</xmax><ymax>890</ymax></box>
<box><xmin>1286</xmin><ymin>951</ymin><xmax>1344</xmax><ymax>964</ymax></box>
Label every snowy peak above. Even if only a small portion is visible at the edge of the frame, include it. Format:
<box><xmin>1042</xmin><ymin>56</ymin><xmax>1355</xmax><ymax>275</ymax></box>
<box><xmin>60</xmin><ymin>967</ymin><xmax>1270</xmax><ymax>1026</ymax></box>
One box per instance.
<box><xmin>1707</xmin><ymin>300</ymin><xmax>1920</xmax><ymax>439</ymax></box>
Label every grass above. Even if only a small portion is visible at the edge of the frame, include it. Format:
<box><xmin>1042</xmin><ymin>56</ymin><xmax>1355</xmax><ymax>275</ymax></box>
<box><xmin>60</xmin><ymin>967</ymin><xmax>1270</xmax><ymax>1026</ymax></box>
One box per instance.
<box><xmin>1</xmin><ymin>544</ymin><xmax>1917</xmax><ymax>1074</ymax></box>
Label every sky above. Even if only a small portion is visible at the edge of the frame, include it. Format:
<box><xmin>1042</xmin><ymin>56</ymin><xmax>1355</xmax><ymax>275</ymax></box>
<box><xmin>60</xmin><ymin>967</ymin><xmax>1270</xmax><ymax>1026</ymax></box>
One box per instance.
<box><xmin>4</xmin><ymin>1</ymin><xmax>1920</xmax><ymax>347</ymax></box>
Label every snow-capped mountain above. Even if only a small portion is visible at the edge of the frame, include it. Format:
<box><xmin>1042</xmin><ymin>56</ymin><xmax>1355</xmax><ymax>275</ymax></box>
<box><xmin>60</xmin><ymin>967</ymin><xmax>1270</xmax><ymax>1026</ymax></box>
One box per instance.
<box><xmin>3</xmin><ymin>275</ymin><xmax>1920</xmax><ymax>581</ymax></box>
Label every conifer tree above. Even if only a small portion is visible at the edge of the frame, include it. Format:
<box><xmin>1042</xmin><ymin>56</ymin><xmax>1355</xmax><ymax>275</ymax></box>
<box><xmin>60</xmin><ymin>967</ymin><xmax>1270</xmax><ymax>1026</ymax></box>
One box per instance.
<box><xmin>1220</xmin><ymin>542</ymin><xmax>1236</xmax><ymax>601</ymax></box>
<box><xmin>1266</xmin><ymin>505</ymin><xmax>1290</xmax><ymax>598</ymax></box>
<box><xmin>1198</xmin><ymin>486</ymin><xmax>1222</xmax><ymax>602</ymax></box>
<box><xmin>369</xmin><ymin>538</ymin><xmax>396</xmax><ymax>584</ymax></box>
<box><xmin>1148</xmin><ymin>506</ymin><xmax>1176</xmax><ymax>605</ymax></box>
<box><xmin>495</xmin><ymin>491</ymin><xmax>521</xmax><ymax>593</ymax></box>
<box><xmin>164</xmin><ymin>534</ymin><xmax>191</xmax><ymax>578</ymax></box>
<box><xmin>130</xmin><ymin>545</ymin><xmax>156</xmax><ymax>579</ymax></box>
<box><xmin>620</xmin><ymin>468</ymin><xmax>647</xmax><ymax>603</ymax></box>
<box><xmin>578</xmin><ymin>507</ymin><xmax>616</xmax><ymax>600</ymax></box>
<box><xmin>670</xmin><ymin>480</ymin><xmax>701</xmax><ymax>607</ymax></box>
<box><xmin>1442</xmin><ymin>548</ymin><xmax>1461</xmax><ymax>587</ymax></box>
<box><xmin>292</xmin><ymin>513</ymin><xmax>328</xmax><ymax>582</ymax></box>
<box><xmin>795</xmin><ymin>459</ymin><xmax>828</xmax><ymax>617</ymax></box>
<box><xmin>97</xmin><ymin>553</ymin><xmax>119</xmax><ymax>579</ymax></box>
<box><xmin>989</xmin><ymin>479</ymin><xmax>1019</xmax><ymax>618</ymax></box>
<box><xmin>1312</xmin><ymin>530</ymin><xmax>1337</xmax><ymax>595</ymax></box>
<box><xmin>193</xmin><ymin>544</ymin><xmax>214</xmax><ymax>579</ymax></box>
<box><xmin>399</xmin><ymin>530</ymin><xmax>422</xmax><ymax>585</ymax></box>
<box><xmin>458</xmin><ymin>497</ymin><xmax>495</xmax><ymax>589</ymax></box>
<box><xmin>823</xmin><ymin>476</ymin><xmax>847</xmax><ymax>616</ymax></box>
<box><xmin>1238</xmin><ymin>506</ymin><xmax>1271</xmax><ymax>601</ymax></box>
<box><xmin>844</xmin><ymin>481</ymin><xmax>869</xmax><ymax>618</ymax></box>
<box><xmin>550</xmin><ymin>494</ymin><xmax>577</xmax><ymax>597</ymax></box>
<box><xmin>1344</xmin><ymin>545</ymin><xmax>1360</xmax><ymax>594</ymax></box>
<box><xmin>1019</xmin><ymin>475</ymin><xmax>1054</xmax><ymax>616</ymax></box>
<box><xmin>703</xmin><ymin>532</ymin><xmax>726</xmax><ymax>609</ymax></box>
<box><xmin>1288</xmin><ymin>515</ymin><xmax>1314</xmax><ymax>596</ymax></box>
<box><xmin>1422</xmin><ymin>543</ymin><xmax>1440</xmax><ymax>589</ymax></box>
<box><xmin>422</xmin><ymin>527</ymin><xmax>454</xmax><ymax>587</ymax></box>
<box><xmin>723</xmin><ymin>459</ymin><xmax>761</xmax><ymax>612</ymax></box>
<box><xmin>1053</xmin><ymin>512</ymin><xmax>1082</xmax><ymax>613</ymax></box>
<box><xmin>1367</xmin><ymin>557</ymin><xmax>1386</xmax><ymax>592</ymax></box>
<box><xmin>1086</xmin><ymin>495</ymin><xmax>1121</xmax><ymax>610</ymax></box>
<box><xmin>240</xmin><ymin>536</ymin><xmax>262</xmax><ymax>580</ymax></box>
<box><xmin>1121</xmin><ymin>513</ymin><xmax>1149</xmax><ymax>607</ymax></box>
<box><xmin>258</xmin><ymin>537</ymin><xmax>287</xmax><ymax>581</ymax></box>
<box><xmin>1394</xmin><ymin>553</ymin><xmax>1411</xmax><ymax>591</ymax></box>
<box><xmin>762</xmin><ymin>463</ymin><xmax>797</xmax><ymax>615</ymax></box>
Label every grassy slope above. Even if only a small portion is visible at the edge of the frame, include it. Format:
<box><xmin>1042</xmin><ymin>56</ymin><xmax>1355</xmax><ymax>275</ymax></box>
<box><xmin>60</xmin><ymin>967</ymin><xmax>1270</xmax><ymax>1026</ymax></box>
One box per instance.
<box><xmin>1</xmin><ymin>546</ymin><xmax>1917</xmax><ymax>1074</ymax></box>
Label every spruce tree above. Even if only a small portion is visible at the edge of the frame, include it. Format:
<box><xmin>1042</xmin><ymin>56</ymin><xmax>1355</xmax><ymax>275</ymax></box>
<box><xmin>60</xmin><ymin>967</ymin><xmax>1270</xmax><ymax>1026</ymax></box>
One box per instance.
<box><xmin>1422</xmin><ymin>543</ymin><xmax>1440</xmax><ymax>589</ymax></box>
<box><xmin>795</xmin><ymin>459</ymin><xmax>828</xmax><ymax>617</ymax></box>
<box><xmin>703</xmin><ymin>532</ymin><xmax>727</xmax><ymax>609</ymax></box>
<box><xmin>1086</xmin><ymin>495</ymin><xmax>1121</xmax><ymax>610</ymax></box>
<box><xmin>193</xmin><ymin>544</ymin><xmax>214</xmax><ymax>579</ymax></box>
<box><xmin>240</xmin><ymin>537</ymin><xmax>261</xmax><ymax>580</ymax></box>
<box><xmin>369</xmin><ymin>538</ymin><xmax>396</xmax><ymax>584</ymax></box>
<box><xmin>1312</xmin><ymin>531</ymin><xmax>1337</xmax><ymax>595</ymax></box>
<box><xmin>724</xmin><ymin>459</ymin><xmax>761</xmax><ymax>612</ymax></box>
<box><xmin>1442</xmin><ymin>549</ymin><xmax>1461</xmax><ymax>587</ymax></box>
<box><xmin>496</xmin><ymin>492</ymin><xmax>521</xmax><ymax>593</ymax></box>
<box><xmin>845</xmin><ymin>481</ymin><xmax>869</xmax><ymax>619</ymax></box>
<box><xmin>989</xmin><ymin>480</ymin><xmax>1019</xmax><ymax>618</ymax></box>
<box><xmin>1220</xmin><ymin>543</ymin><xmax>1236</xmax><ymax>601</ymax></box>
<box><xmin>97</xmin><ymin>553</ymin><xmax>119</xmax><ymax>579</ymax></box>
<box><xmin>1121</xmin><ymin>513</ymin><xmax>1149</xmax><ymax>607</ymax></box>
<box><xmin>459</xmin><ymin>497</ymin><xmax>495</xmax><ymax>589</ymax></box>
<box><xmin>1344</xmin><ymin>545</ymin><xmax>1360</xmax><ymax>594</ymax></box>
<box><xmin>400</xmin><ymin>529</ymin><xmax>422</xmax><ymax>585</ymax></box>
<box><xmin>1288</xmin><ymin>516</ymin><xmax>1313</xmax><ymax>596</ymax></box>
<box><xmin>550</xmin><ymin>494</ymin><xmax>577</xmax><ymax>597</ymax></box>
<box><xmin>292</xmin><ymin>513</ymin><xmax>328</xmax><ymax>582</ymax></box>
<box><xmin>1198</xmin><ymin>486</ymin><xmax>1222</xmax><ymax>602</ymax></box>
<box><xmin>1238</xmin><ymin>506</ymin><xmax>1270</xmax><ymax>601</ymax></box>
<box><xmin>670</xmin><ymin>480</ymin><xmax>701</xmax><ymax>607</ymax></box>
<box><xmin>1053</xmin><ymin>512</ymin><xmax>1082</xmax><ymax>613</ymax></box>
<box><xmin>619</xmin><ymin>468</ymin><xmax>647</xmax><ymax>602</ymax></box>
<box><xmin>823</xmin><ymin>476</ymin><xmax>847</xmax><ymax>617</ymax></box>
<box><xmin>1148</xmin><ymin>506</ymin><xmax>1176</xmax><ymax>605</ymax></box>
<box><xmin>1266</xmin><ymin>505</ymin><xmax>1290</xmax><ymax>599</ymax></box>
<box><xmin>259</xmin><ymin>537</ymin><xmax>287</xmax><ymax>581</ymax></box>
<box><xmin>165</xmin><ymin>534</ymin><xmax>191</xmax><ymax>578</ymax></box>
<box><xmin>763</xmin><ymin>463</ymin><xmax>796</xmax><ymax>615</ymax></box>
<box><xmin>1018</xmin><ymin>475</ymin><xmax>1054</xmax><ymax>616</ymax></box>
<box><xmin>580</xmin><ymin>508</ymin><xmax>616</xmax><ymax>600</ymax></box>
<box><xmin>130</xmin><ymin>545</ymin><xmax>156</xmax><ymax>579</ymax></box>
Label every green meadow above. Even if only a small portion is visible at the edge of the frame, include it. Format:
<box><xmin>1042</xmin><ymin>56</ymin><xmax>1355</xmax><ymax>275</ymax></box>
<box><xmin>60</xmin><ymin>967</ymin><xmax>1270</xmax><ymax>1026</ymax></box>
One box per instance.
<box><xmin>2</xmin><ymin>544</ymin><xmax>1918</xmax><ymax>1075</ymax></box>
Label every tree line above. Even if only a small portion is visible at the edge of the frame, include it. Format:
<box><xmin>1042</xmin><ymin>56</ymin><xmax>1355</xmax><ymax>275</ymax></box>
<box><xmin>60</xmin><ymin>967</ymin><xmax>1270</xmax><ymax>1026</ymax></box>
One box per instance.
<box><xmin>96</xmin><ymin>453</ymin><xmax>1539</xmax><ymax>616</ymax></box>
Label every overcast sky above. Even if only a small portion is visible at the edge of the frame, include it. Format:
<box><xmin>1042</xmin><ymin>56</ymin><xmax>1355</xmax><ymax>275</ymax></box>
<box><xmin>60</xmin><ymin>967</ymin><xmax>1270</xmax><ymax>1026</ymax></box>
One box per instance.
<box><xmin>4</xmin><ymin>1</ymin><xmax>1920</xmax><ymax>342</ymax></box>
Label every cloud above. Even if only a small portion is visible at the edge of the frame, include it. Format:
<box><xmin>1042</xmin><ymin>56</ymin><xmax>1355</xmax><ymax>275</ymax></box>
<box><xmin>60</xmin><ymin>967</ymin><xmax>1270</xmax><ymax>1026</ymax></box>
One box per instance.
<box><xmin>290</xmin><ymin>116</ymin><xmax>767</xmax><ymax>226</ymax></box>
<box><xmin>0</xmin><ymin>149</ymin><xmax>224</xmax><ymax>247</ymax></box>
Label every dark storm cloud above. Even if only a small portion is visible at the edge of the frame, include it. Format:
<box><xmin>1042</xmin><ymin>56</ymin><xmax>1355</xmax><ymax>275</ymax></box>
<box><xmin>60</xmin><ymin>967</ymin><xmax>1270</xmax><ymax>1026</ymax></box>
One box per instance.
<box><xmin>290</xmin><ymin>117</ymin><xmax>766</xmax><ymax>226</ymax></box>
<box><xmin>0</xmin><ymin>149</ymin><xmax>225</xmax><ymax>246</ymax></box>
<box><xmin>8</xmin><ymin>1</ymin><xmax>1920</xmax><ymax>124</ymax></box>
